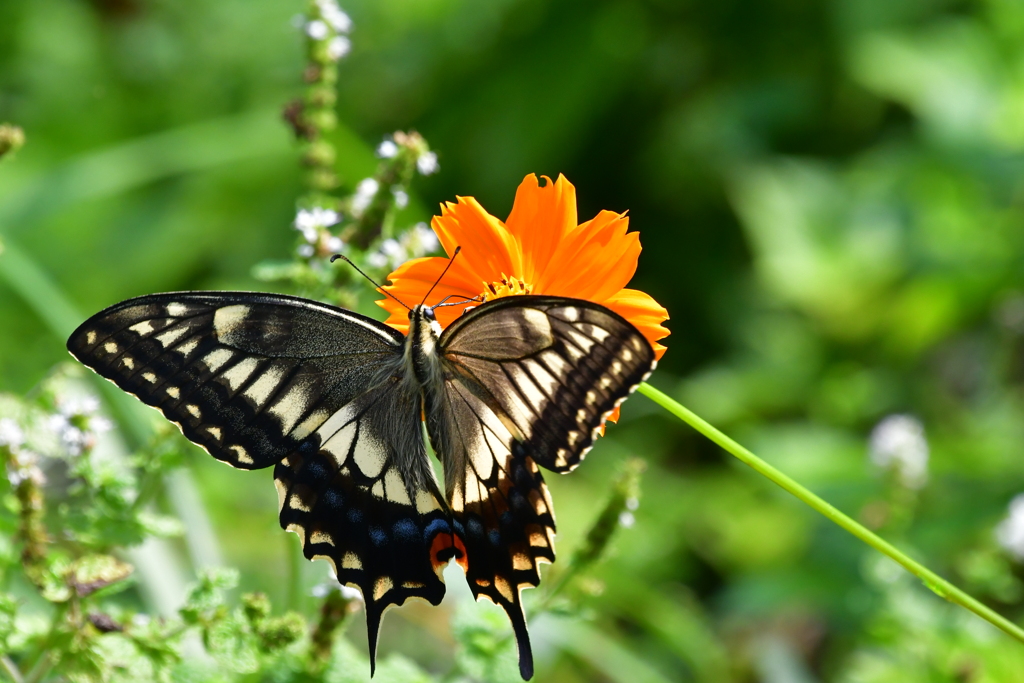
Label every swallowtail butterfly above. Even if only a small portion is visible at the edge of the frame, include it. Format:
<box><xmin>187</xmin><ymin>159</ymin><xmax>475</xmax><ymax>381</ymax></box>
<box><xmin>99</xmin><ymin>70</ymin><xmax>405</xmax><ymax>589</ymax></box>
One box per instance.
<box><xmin>67</xmin><ymin>288</ymin><xmax>656</xmax><ymax>679</ymax></box>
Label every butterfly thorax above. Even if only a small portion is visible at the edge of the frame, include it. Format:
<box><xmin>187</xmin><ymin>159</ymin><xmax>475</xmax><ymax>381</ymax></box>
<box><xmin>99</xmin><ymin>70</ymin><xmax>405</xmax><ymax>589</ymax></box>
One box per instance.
<box><xmin>406</xmin><ymin>305</ymin><xmax>446</xmax><ymax>390</ymax></box>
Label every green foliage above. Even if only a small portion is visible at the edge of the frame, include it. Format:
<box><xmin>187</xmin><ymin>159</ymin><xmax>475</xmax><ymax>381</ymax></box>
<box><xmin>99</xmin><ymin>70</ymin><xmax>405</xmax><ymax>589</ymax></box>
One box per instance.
<box><xmin>4</xmin><ymin>0</ymin><xmax>1024</xmax><ymax>681</ymax></box>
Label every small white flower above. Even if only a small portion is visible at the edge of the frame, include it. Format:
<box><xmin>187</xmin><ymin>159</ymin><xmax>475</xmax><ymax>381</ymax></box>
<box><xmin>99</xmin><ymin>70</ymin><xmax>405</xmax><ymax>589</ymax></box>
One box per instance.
<box><xmin>132</xmin><ymin>613</ymin><xmax>152</xmax><ymax>627</ymax></box>
<box><xmin>297</xmin><ymin>244</ymin><xmax>315</xmax><ymax>258</ymax></box>
<box><xmin>326</xmin><ymin>36</ymin><xmax>350</xmax><ymax>61</ymax></box>
<box><xmin>316</xmin><ymin>0</ymin><xmax>352</xmax><ymax>32</ymax></box>
<box><xmin>869</xmin><ymin>414</ymin><xmax>929</xmax><ymax>489</ymax></box>
<box><xmin>416</xmin><ymin>151</ymin><xmax>439</xmax><ymax>176</ymax></box>
<box><xmin>625</xmin><ymin>496</ymin><xmax>639</xmax><ymax>511</ymax></box>
<box><xmin>352</xmin><ymin>178</ymin><xmax>379</xmax><ymax>214</ymax></box>
<box><xmin>48</xmin><ymin>413</ymin><xmax>89</xmax><ymax>456</ymax></box>
<box><xmin>380</xmin><ymin>238</ymin><xmax>403</xmax><ymax>258</ymax></box>
<box><xmin>326</xmin><ymin>236</ymin><xmax>344</xmax><ymax>253</ymax></box>
<box><xmin>376</xmin><ymin>139</ymin><xmax>398</xmax><ymax>159</ymax></box>
<box><xmin>997</xmin><ymin>494</ymin><xmax>1024</xmax><ymax>562</ymax></box>
<box><xmin>294</xmin><ymin>207</ymin><xmax>340</xmax><ymax>243</ymax></box>
<box><xmin>366</xmin><ymin>252</ymin><xmax>388</xmax><ymax>268</ymax></box>
<box><xmin>408</xmin><ymin>223</ymin><xmax>439</xmax><ymax>256</ymax></box>
<box><xmin>0</xmin><ymin>418</ymin><xmax>24</xmax><ymax>449</ymax></box>
<box><xmin>305</xmin><ymin>19</ymin><xmax>329</xmax><ymax>40</ymax></box>
<box><xmin>392</xmin><ymin>188</ymin><xmax>409</xmax><ymax>209</ymax></box>
<box><xmin>338</xmin><ymin>584</ymin><xmax>363</xmax><ymax>602</ymax></box>
<box><xmin>618</xmin><ymin>511</ymin><xmax>635</xmax><ymax>528</ymax></box>
<box><xmin>6</xmin><ymin>449</ymin><xmax>44</xmax><ymax>487</ymax></box>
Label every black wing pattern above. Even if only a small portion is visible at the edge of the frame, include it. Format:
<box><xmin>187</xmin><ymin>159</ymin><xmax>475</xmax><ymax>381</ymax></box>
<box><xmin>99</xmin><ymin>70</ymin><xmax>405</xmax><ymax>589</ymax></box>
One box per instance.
<box><xmin>67</xmin><ymin>292</ymin><xmax>463</xmax><ymax>671</ymax></box>
<box><xmin>274</xmin><ymin>375</ymin><xmax>464</xmax><ymax>671</ymax></box>
<box><xmin>431</xmin><ymin>295</ymin><xmax>657</xmax><ymax>680</ymax></box>
<box><xmin>66</xmin><ymin>292</ymin><xmax>403</xmax><ymax>469</ymax></box>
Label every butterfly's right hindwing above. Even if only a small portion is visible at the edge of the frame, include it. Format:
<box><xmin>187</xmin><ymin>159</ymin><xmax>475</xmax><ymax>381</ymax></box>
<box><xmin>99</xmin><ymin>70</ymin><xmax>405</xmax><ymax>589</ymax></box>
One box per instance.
<box><xmin>67</xmin><ymin>292</ymin><xmax>403</xmax><ymax>469</ymax></box>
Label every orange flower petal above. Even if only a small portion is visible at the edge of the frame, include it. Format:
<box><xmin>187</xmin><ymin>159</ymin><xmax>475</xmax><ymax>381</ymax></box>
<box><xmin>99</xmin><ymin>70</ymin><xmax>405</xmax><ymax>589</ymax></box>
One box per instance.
<box><xmin>380</xmin><ymin>174</ymin><xmax>670</xmax><ymax>366</ymax></box>
<box><xmin>603</xmin><ymin>288</ymin><xmax>670</xmax><ymax>360</ymax></box>
<box><xmin>432</xmin><ymin>198</ymin><xmax>521</xmax><ymax>281</ymax></box>
<box><xmin>379</xmin><ymin>256</ymin><xmax>480</xmax><ymax>333</ymax></box>
<box><xmin>505</xmin><ymin>174</ymin><xmax>578</xmax><ymax>284</ymax></box>
<box><xmin>542</xmin><ymin>210</ymin><xmax>640</xmax><ymax>301</ymax></box>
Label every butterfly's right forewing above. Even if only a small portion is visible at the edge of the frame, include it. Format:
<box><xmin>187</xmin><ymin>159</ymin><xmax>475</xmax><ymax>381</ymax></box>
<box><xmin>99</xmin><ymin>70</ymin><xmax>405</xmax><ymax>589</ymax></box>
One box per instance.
<box><xmin>431</xmin><ymin>295</ymin><xmax>656</xmax><ymax>680</ymax></box>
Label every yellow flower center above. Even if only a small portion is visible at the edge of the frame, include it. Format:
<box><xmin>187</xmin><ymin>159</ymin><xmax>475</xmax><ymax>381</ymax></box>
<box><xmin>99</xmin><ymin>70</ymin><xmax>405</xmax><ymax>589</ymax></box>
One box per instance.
<box><xmin>479</xmin><ymin>274</ymin><xmax>533</xmax><ymax>301</ymax></box>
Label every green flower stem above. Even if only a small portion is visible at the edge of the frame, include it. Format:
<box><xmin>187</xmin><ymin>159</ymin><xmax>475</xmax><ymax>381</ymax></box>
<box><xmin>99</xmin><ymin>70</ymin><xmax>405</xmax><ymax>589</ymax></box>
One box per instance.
<box><xmin>1</xmin><ymin>655</ymin><xmax>25</xmax><ymax>683</ymax></box>
<box><xmin>349</xmin><ymin>131</ymin><xmax>429</xmax><ymax>249</ymax></box>
<box><xmin>637</xmin><ymin>382</ymin><xmax>1024</xmax><ymax>645</ymax></box>
<box><xmin>538</xmin><ymin>459</ymin><xmax>644</xmax><ymax>611</ymax></box>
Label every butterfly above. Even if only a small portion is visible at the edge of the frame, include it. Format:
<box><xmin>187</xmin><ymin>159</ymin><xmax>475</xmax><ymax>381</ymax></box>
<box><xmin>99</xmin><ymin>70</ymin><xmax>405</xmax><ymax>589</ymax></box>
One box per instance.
<box><xmin>67</xmin><ymin>282</ymin><xmax>656</xmax><ymax>679</ymax></box>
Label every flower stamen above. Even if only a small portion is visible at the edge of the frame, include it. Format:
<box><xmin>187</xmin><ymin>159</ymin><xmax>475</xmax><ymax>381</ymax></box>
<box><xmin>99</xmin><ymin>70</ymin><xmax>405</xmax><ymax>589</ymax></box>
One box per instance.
<box><xmin>480</xmin><ymin>274</ymin><xmax>533</xmax><ymax>302</ymax></box>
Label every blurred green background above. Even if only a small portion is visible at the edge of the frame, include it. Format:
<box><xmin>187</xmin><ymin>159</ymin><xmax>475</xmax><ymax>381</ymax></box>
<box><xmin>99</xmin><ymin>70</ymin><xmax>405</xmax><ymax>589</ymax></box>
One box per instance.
<box><xmin>3</xmin><ymin>0</ymin><xmax>1024</xmax><ymax>680</ymax></box>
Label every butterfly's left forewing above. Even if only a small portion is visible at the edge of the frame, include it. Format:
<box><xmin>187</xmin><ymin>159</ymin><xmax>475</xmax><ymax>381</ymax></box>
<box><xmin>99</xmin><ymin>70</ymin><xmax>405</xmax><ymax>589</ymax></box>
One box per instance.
<box><xmin>431</xmin><ymin>296</ymin><xmax>656</xmax><ymax>680</ymax></box>
<box><xmin>67</xmin><ymin>292</ymin><xmax>404</xmax><ymax>469</ymax></box>
<box><xmin>68</xmin><ymin>292</ymin><xmax>461</xmax><ymax>672</ymax></box>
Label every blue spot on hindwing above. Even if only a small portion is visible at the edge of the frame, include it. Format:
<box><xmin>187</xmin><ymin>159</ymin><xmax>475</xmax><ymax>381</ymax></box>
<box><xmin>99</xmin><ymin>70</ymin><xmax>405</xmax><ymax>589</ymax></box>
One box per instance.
<box><xmin>303</xmin><ymin>457</ymin><xmax>331</xmax><ymax>485</ymax></box>
<box><xmin>322</xmin><ymin>489</ymin><xmax>344</xmax><ymax>510</ymax></box>
<box><xmin>392</xmin><ymin>519</ymin><xmax>417</xmax><ymax>541</ymax></box>
<box><xmin>423</xmin><ymin>518</ymin><xmax>451</xmax><ymax>541</ymax></box>
<box><xmin>369</xmin><ymin>526</ymin><xmax>387</xmax><ymax>547</ymax></box>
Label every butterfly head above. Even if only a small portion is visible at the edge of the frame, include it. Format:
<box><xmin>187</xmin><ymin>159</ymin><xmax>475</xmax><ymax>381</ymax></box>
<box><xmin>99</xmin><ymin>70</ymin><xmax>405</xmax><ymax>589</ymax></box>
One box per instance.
<box><xmin>409</xmin><ymin>304</ymin><xmax>444</xmax><ymax>339</ymax></box>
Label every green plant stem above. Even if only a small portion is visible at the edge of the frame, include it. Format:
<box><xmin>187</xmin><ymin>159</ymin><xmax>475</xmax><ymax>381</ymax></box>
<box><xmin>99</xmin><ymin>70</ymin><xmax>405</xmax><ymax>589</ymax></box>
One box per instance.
<box><xmin>286</xmin><ymin>533</ymin><xmax>303</xmax><ymax>612</ymax></box>
<box><xmin>637</xmin><ymin>382</ymin><xmax>1024</xmax><ymax>645</ymax></box>
<box><xmin>1</xmin><ymin>656</ymin><xmax>25</xmax><ymax>683</ymax></box>
<box><xmin>22</xmin><ymin>603</ymin><xmax>68</xmax><ymax>683</ymax></box>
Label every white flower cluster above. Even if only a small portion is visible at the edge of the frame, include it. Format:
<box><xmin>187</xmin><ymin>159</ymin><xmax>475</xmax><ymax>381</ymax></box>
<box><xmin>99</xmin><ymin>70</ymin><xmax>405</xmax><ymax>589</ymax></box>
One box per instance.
<box><xmin>366</xmin><ymin>223</ymin><xmax>440</xmax><ymax>270</ymax></box>
<box><xmin>302</xmin><ymin>0</ymin><xmax>352</xmax><ymax>62</ymax></box>
<box><xmin>317</xmin><ymin>0</ymin><xmax>352</xmax><ymax>33</ymax></box>
<box><xmin>869</xmin><ymin>414</ymin><xmax>929</xmax><ymax>489</ymax></box>
<box><xmin>997</xmin><ymin>494</ymin><xmax>1024</xmax><ymax>561</ymax></box>
<box><xmin>311</xmin><ymin>582</ymin><xmax>363</xmax><ymax>602</ymax></box>
<box><xmin>48</xmin><ymin>395</ymin><xmax>111</xmax><ymax>457</ymax></box>
<box><xmin>294</xmin><ymin>207</ymin><xmax>343</xmax><ymax>258</ymax></box>
<box><xmin>351</xmin><ymin>178</ymin><xmax>379</xmax><ymax>216</ymax></box>
<box><xmin>376</xmin><ymin>139</ymin><xmax>398</xmax><ymax>159</ymax></box>
<box><xmin>617</xmin><ymin>495</ymin><xmax>640</xmax><ymax>528</ymax></box>
<box><xmin>375</xmin><ymin>136</ymin><xmax>440</xmax><ymax>176</ymax></box>
<box><xmin>1</xmin><ymin>417</ymin><xmax>42</xmax><ymax>487</ymax></box>
<box><xmin>1</xmin><ymin>390</ymin><xmax>111</xmax><ymax>487</ymax></box>
<box><xmin>416</xmin><ymin>151</ymin><xmax>439</xmax><ymax>176</ymax></box>
<box><xmin>0</xmin><ymin>417</ymin><xmax>23</xmax><ymax>450</ymax></box>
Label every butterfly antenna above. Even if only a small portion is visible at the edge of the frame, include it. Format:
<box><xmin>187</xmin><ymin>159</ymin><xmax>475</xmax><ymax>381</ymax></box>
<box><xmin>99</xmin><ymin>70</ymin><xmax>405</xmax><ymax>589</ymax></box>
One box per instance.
<box><xmin>423</xmin><ymin>246</ymin><xmax>461</xmax><ymax>307</ymax></box>
<box><xmin>330</xmin><ymin>253</ymin><xmax>411</xmax><ymax>311</ymax></box>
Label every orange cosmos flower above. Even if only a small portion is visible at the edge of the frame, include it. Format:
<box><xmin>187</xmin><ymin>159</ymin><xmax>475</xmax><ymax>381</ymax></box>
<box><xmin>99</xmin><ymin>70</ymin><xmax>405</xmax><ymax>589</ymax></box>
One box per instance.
<box><xmin>378</xmin><ymin>173</ymin><xmax>670</xmax><ymax>363</ymax></box>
